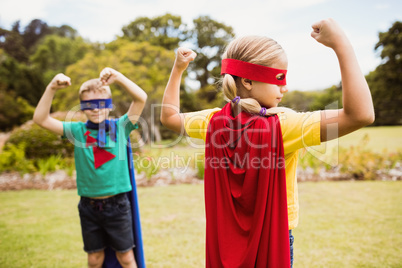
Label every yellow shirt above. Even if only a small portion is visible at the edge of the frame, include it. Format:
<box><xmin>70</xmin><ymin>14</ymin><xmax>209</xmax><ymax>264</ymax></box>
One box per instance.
<box><xmin>184</xmin><ymin>108</ymin><xmax>321</xmax><ymax>229</ymax></box>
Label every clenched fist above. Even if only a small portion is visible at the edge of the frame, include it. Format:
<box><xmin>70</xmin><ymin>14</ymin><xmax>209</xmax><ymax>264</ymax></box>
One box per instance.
<box><xmin>48</xmin><ymin>73</ymin><xmax>71</xmax><ymax>90</ymax></box>
<box><xmin>174</xmin><ymin>47</ymin><xmax>197</xmax><ymax>72</ymax></box>
<box><xmin>311</xmin><ymin>18</ymin><xmax>350</xmax><ymax>50</ymax></box>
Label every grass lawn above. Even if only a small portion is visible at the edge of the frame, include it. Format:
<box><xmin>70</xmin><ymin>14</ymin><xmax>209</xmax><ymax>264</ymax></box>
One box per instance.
<box><xmin>0</xmin><ymin>181</ymin><xmax>401</xmax><ymax>267</ymax></box>
<box><xmin>337</xmin><ymin>126</ymin><xmax>402</xmax><ymax>152</ymax></box>
<box><xmin>312</xmin><ymin>126</ymin><xmax>402</xmax><ymax>156</ymax></box>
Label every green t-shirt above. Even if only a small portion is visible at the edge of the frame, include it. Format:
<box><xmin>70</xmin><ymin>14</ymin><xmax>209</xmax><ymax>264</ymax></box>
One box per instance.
<box><xmin>63</xmin><ymin>114</ymin><xmax>138</xmax><ymax>197</ymax></box>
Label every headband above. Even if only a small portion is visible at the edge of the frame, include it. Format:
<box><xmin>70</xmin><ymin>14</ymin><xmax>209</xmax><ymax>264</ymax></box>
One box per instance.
<box><xmin>80</xmin><ymin>99</ymin><xmax>113</xmax><ymax>110</ymax></box>
<box><xmin>221</xmin><ymin>58</ymin><xmax>287</xmax><ymax>85</ymax></box>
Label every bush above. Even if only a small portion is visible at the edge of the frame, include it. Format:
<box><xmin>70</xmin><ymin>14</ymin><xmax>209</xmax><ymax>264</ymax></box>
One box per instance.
<box><xmin>133</xmin><ymin>153</ymin><xmax>160</xmax><ymax>179</ymax></box>
<box><xmin>0</xmin><ymin>143</ymin><xmax>36</xmax><ymax>174</ymax></box>
<box><xmin>338</xmin><ymin>135</ymin><xmax>401</xmax><ymax>180</ymax></box>
<box><xmin>0</xmin><ymin>90</ymin><xmax>35</xmax><ymax>131</ymax></box>
<box><xmin>298</xmin><ymin>134</ymin><xmax>402</xmax><ymax>180</ymax></box>
<box><xmin>5</xmin><ymin>123</ymin><xmax>74</xmax><ymax>159</ymax></box>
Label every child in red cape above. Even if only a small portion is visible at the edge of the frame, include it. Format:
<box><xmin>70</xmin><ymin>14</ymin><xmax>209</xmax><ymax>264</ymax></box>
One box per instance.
<box><xmin>160</xmin><ymin>18</ymin><xmax>374</xmax><ymax>267</ymax></box>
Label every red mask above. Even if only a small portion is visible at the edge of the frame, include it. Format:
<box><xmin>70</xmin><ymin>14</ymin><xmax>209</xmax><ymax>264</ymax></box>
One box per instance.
<box><xmin>221</xmin><ymin>58</ymin><xmax>287</xmax><ymax>85</ymax></box>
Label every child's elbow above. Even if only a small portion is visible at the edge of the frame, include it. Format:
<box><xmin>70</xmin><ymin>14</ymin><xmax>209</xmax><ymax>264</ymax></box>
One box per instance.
<box><xmin>160</xmin><ymin>114</ymin><xmax>168</xmax><ymax>127</ymax></box>
<box><xmin>367</xmin><ymin>112</ymin><xmax>375</xmax><ymax>125</ymax></box>
<box><xmin>355</xmin><ymin>112</ymin><xmax>375</xmax><ymax>127</ymax></box>
<box><xmin>160</xmin><ymin>115</ymin><xmax>176</xmax><ymax>131</ymax></box>
<box><xmin>33</xmin><ymin>114</ymin><xmax>41</xmax><ymax>126</ymax></box>
<box><xmin>139</xmin><ymin>91</ymin><xmax>147</xmax><ymax>104</ymax></box>
<box><xmin>142</xmin><ymin>93</ymin><xmax>148</xmax><ymax>103</ymax></box>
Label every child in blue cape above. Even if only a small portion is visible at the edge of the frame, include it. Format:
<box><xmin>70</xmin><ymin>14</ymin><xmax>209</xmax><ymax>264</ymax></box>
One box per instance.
<box><xmin>34</xmin><ymin>67</ymin><xmax>147</xmax><ymax>268</ymax></box>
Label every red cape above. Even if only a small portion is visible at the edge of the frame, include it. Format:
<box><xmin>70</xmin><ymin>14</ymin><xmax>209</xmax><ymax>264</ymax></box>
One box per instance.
<box><xmin>204</xmin><ymin>103</ymin><xmax>290</xmax><ymax>268</ymax></box>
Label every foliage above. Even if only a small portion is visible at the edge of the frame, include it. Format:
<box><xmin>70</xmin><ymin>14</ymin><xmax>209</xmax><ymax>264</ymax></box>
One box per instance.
<box><xmin>0</xmin><ymin>22</ymin><xmax>28</xmax><ymax>62</ymax></box>
<box><xmin>0</xmin><ymin>20</ymin><xmax>89</xmax><ymax>131</ymax></box>
<box><xmin>279</xmin><ymin>90</ymin><xmax>316</xmax><ymax>111</ymax></box>
<box><xmin>280</xmin><ymin>85</ymin><xmax>342</xmax><ymax>112</ymax></box>
<box><xmin>0</xmin><ymin>51</ymin><xmax>45</xmax><ymax>106</ymax></box>
<box><xmin>0</xmin><ymin>143</ymin><xmax>36</xmax><ymax>174</ymax></box>
<box><xmin>0</xmin><ymin>142</ymin><xmax>75</xmax><ymax>176</ymax></box>
<box><xmin>0</xmin><ymin>19</ymin><xmax>80</xmax><ymax>63</ymax></box>
<box><xmin>5</xmin><ymin>123</ymin><xmax>74</xmax><ymax>159</ymax></box>
<box><xmin>337</xmin><ymin>135</ymin><xmax>401</xmax><ymax>180</ymax></box>
<box><xmin>298</xmin><ymin>134</ymin><xmax>402</xmax><ymax>180</ymax></box>
<box><xmin>55</xmin><ymin>39</ymin><xmax>176</xmax><ymax>143</ymax></box>
<box><xmin>36</xmin><ymin>154</ymin><xmax>63</xmax><ymax>175</ymax></box>
<box><xmin>121</xmin><ymin>13</ymin><xmax>188</xmax><ymax>50</ymax></box>
<box><xmin>190</xmin><ymin>16</ymin><xmax>235</xmax><ymax>107</ymax></box>
<box><xmin>309</xmin><ymin>84</ymin><xmax>342</xmax><ymax>111</ymax></box>
<box><xmin>133</xmin><ymin>153</ymin><xmax>160</xmax><ymax>179</ymax></box>
<box><xmin>0</xmin><ymin>89</ymin><xmax>35</xmax><ymax>131</ymax></box>
<box><xmin>366</xmin><ymin>21</ymin><xmax>402</xmax><ymax>125</ymax></box>
<box><xmin>30</xmin><ymin>34</ymin><xmax>91</xmax><ymax>83</ymax></box>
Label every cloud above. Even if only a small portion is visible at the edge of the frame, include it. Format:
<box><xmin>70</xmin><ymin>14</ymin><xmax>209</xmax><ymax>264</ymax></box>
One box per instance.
<box><xmin>0</xmin><ymin>0</ymin><xmax>52</xmax><ymax>26</ymax></box>
<box><xmin>375</xmin><ymin>4</ymin><xmax>390</xmax><ymax>10</ymax></box>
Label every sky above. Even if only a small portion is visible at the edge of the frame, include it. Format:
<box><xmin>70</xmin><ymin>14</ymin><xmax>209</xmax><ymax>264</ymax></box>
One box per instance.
<box><xmin>0</xmin><ymin>0</ymin><xmax>401</xmax><ymax>91</ymax></box>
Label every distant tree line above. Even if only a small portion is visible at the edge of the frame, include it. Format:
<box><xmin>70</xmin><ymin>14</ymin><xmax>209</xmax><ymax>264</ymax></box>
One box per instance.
<box><xmin>0</xmin><ymin>16</ymin><xmax>400</xmax><ymax>137</ymax></box>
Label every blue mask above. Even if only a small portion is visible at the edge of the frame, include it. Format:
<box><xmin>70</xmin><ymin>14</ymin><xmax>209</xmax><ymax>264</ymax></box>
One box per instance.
<box><xmin>80</xmin><ymin>99</ymin><xmax>113</xmax><ymax>110</ymax></box>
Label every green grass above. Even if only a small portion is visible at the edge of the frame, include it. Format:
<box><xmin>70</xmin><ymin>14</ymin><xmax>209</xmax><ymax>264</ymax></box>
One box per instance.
<box><xmin>295</xmin><ymin>181</ymin><xmax>402</xmax><ymax>267</ymax></box>
<box><xmin>1</xmin><ymin>182</ymin><xmax>401</xmax><ymax>267</ymax></box>
<box><xmin>317</xmin><ymin>126</ymin><xmax>402</xmax><ymax>156</ymax></box>
<box><xmin>338</xmin><ymin>126</ymin><xmax>402</xmax><ymax>152</ymax></box>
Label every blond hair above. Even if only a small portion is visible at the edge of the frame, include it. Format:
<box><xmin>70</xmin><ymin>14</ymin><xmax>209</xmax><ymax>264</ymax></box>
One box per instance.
<box><xmin>222</xmin><ymin>36</ymin><xmax>294</xmax><ymax>115</ymax></box>
<box><xmin>79</xmin><ymin>78</ymin><xmax>112</xmax><ymax>100</ymax></box>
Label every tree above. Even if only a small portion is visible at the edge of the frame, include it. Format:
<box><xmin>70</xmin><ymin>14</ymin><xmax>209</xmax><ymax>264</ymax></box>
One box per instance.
<box><xmin>0</xmin><ymin>89</ymin><xmax>35</xmax><ymax>131</ymax></box>
<box><xmin>279</xmin><ymin>90</ymin><xmax>316</xmax><ymax>111</ymax></box>
<box><xmin>279</xmin><ymin>85</ymin><xmax>342</xmax><ymax>112</ymax></box>
<box><xmin>121</xmin><ymin>13</ymin><xmax>188</xmax><ymax>50</ymax></box>
<box><xmin>0</xmin><ymin>21</ymin><xmax>28</xmax><ymax>62</ymax></box>
<box><xmin>367</xmin><ymin>21</ymin><xmax>402</xmax><ymax>125</ymax></box>
<box><xmin>0</xmin><ymin>19</ymin><xmax>80</xmax><ymax>63</ymax></box>
<box><xmin>30</xmin><ymin>35</ymin><xmax>90</xmax><ymax>83</ymax></box>
<box><xmin>189</xmin><ymin>16</ymin><xmax>235</xmax><ymax>108</ymax></box>
<box><xmin>0</xmin><ymin>49</ymin><xmax>45</xmax><ymax>106</ymax></box>
<box><xmin>49</xmin><ymin>25</ymin><xmax>79</xmax><ymax>39</ymax></box>
<box><xmin>22</xmin><ymin>19</ymin><xmax>51</xmax><ymax>53</ymax></box>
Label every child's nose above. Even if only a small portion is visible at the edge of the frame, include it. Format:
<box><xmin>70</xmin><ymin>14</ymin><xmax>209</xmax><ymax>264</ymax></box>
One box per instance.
<box><xmin>280</xmin><ymin>86</ymin><xmax>288</xmax><ymax>93</ymax></box>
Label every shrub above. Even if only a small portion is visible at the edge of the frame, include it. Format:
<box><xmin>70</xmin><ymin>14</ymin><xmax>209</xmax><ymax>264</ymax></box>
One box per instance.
<box><xmin>5</xmin><ymin>123</ymin><xmax>74</xmax><ymax>159</ymax></box>
<box><xmin>298</xmin><ymin>134</ymin><xmax>402</xmax><ymax>180</ymax></box>
<box><xmin>338</xmin><ymin>135</ymin><xmax>401</xmax><ymax>180</ymax></box>
<box><xmin>0</xmin><ymin>143</ymin><xmax>36</xmax><ymax>174</ymax></box>
<box><xmin>133</xmin><ymin>153</ymin><xmax>160</xmax><ymax>179</ymax></box>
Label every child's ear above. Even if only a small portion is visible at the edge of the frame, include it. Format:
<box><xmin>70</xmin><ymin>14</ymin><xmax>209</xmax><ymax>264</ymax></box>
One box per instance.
<box><xmin>240</xmin><ymin>78</ymin><xmax>253</xmax><ymax>91</ymax></box>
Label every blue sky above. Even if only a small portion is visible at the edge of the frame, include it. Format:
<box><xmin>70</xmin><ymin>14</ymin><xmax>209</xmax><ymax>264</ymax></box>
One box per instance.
<box><xmin>0</xmin><ymin>0</ymin><xmax>401</xmax><ymax>91</ymax></box>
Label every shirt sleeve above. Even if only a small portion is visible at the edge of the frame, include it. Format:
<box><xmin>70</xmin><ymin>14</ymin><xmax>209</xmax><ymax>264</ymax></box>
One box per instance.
<box><xmin>62</xmin><ymin>121</ymin><xmax>80</xmax><ymax>140</ymax></box>
<box><xmin>118</xmin><ymin>114</ymin><xmax>139</xmax><ymax>139</ymax></box>
<box><xmin>278</xmin><ymin>111</ymin><xmax>321</xmax><ymax>154</ymax></box>
<box><xmin>184</xmin><ymin>108</ymin><xmax>221</xmax><ymax>141</ymax></box>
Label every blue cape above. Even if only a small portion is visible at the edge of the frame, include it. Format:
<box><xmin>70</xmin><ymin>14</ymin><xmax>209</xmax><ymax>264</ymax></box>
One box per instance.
<box><xmin>85</xmin><ymin>119</ymin><xmax>145</xmax><ymax>268</ymax></box>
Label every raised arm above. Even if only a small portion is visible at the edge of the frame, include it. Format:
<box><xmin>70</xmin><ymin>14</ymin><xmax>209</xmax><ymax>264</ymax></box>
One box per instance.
<box><xmin>33</xmin><ymin>74</ymin><xmax>71</xmax><ymax>136</ymax></box>
<box><xmin>100</xmin><ymin>67</ymin><xmax>147</xmax><ymax>125</ymax></box>
<box><xmin>160</xmin><ymin>47</ymin><xmax>197</xmax><ymax>134</ymax></box>
<box><xmin>311</xmin><ymin>18</ymin><xmax>375</xmax><ymax>142</ymax></box>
